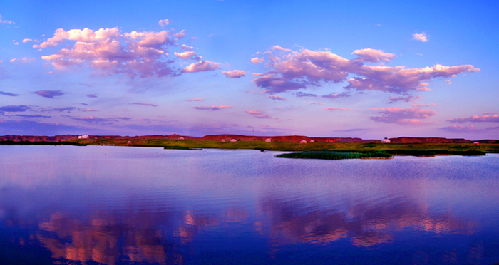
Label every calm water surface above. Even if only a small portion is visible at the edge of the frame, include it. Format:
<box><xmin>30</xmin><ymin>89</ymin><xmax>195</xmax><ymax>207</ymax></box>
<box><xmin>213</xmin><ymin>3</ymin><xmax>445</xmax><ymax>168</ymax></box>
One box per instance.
<box><xmin>1</xmin><ymin>145</ymin><xmax>499</xmax><ymax>264</ymax></box>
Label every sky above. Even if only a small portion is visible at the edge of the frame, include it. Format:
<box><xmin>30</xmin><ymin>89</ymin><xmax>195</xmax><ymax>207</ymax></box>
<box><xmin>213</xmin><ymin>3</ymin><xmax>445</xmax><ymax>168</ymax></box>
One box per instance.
<box><xmin>1</xmin><ymin>0</ymin><xmax>498</xmax><ymax>139</ymax></box>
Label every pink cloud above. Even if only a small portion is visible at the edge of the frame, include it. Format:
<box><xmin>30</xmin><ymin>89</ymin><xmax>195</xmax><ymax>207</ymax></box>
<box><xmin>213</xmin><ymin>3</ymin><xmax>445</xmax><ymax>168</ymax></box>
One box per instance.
<box><xmin>174</xmin><ymin>51</ymin><xmax>197</xmax><ymax>59</ymax></box>
<box><xmin>345</xmin><ymin>64</ymin><xmax>478</xmax><ymax>93</ymax></box>
<box><xmin>448</xmin><ymin>114</ymin><xmax>499</xmax><ymax>123</ymax></box>
<box><xmin>182</xmin><ymin>61</ymin><xmax>221</xmax><ymax>73</ymax></box>
<box><xmin>268</xmin><ymin>95</ymin><xmax>288</xmax><ymax>100</ymax></box>
<box><xmin>222</xmin><ymin>70</ymin><xmax>246</xmax><ymax>78</ymax></box>
<box><xmin>325</xmin><ymin>108</ymin><xmax>349</xmax><ymax>110</ymax></box>
<box><xmin>413</xmin><ymin>32</ymin><xmax>428</xmax><ymax>42</ymax></box>
<box><xmin>81</xmin><ymin>108</ymin><xmax>100</xmax><ymax>112</ymax></box>
<box><xmin>245</xmin><ymin>110</ymin><xmax>274</xmax><ymax>119</ymax></box>
<box><xmin>412</xmin><ymin>103</ymin><xmax>436</xmax><ymax>108</ymax></box>
<box><xmin>252</xmin><ymin>47</ymin><xmax>478</xmax><ymax>94</ymax></box>
<box><xmin>193</xmin><ymin>105</ymin><xmax>232</xmax><ymax>110</ymax></box>
<box><xmin>174</xmin><ymin>30</ymin><xmax>186</xmax><ymax>39</ymax></box>
<box><xmin>251</xmin><ymin>57</ymin><xmax>264</xmax><ymax>64</ymax></box>
<box><xmin>35</xmin><ymin>28</ymin><xmax>121</xmax><ymax>49</ymax></box>
<box><xmin>272</xmin><ymin>45</ymin><xmax>291</xmax><ymax>52</ymax></box>
<box><xmin>370</xmin><ymin>107</ymin><xmax>435</xmax><ymax>125</ymax></box>
<box><xmin>187</xmin><ymin>98</ymin><xmax>204</xmax><ymax>102</ymax></box>
<box><xmin>36</xmin><ymin>27</ymin><xmax>221</xmax><ymax>78</ymax></box>
<box><xmin>307</xmin><ymin>102</ymin><xmax>324</xmax><ymax>105</ymax></box>
<box><xmin>352</xmin><ymin>48</ymin><xmax>395</xmax><ymax>63</ymax></box>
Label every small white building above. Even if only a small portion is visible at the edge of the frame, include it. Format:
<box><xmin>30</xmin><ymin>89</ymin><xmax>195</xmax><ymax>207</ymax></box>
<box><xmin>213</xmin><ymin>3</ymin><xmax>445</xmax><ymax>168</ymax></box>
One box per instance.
<box><xmin>382</xmin><ymin>137</ymin><xmax>391</xmax><ymax>143</ymax></box>
<box><xmin>221</xmin><ymin>139</ymin><xmax>226</xmax><ymax>142</ymax></box>
<box><xmin>78</xmin><ymin>134</ymin><xmax>89</xmax><ymax>139</ymax></box>
<box><xmin>300</xmin><ymin>140</ymin><xmax>307</xmax><ymax>144</ymax></box>
<box><xmin>265</xmin><ymin>138</ymin><xmax>272</xmax><ymax>142</ymax></box>
<box><xmin>310</xmin><ymin>140</ymin><xmax>315</xmax><ymax>143</ymax></box>
<box><xmin>179</xmin><ymin>137</ymin><xmax>185</xmax><ymax>140</ymax></box>
<box><xmin>230</xmin><ymin>139</ymin><xmax>237</xmax><ymax>142</ymax></box>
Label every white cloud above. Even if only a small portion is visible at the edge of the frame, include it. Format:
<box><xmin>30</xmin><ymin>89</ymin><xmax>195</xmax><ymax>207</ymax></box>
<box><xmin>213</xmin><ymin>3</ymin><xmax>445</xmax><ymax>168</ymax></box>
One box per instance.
<box><xmin>158</xmin><ymin>19</ymin><xmax>170</xmax><ymax>27</ymax></box>
<box><xmin>245</xmin><ymin>110</ymin><xmax>274</xmax><ymax>119</ymax></box>
<box><xmin>0</xmin><ymin>15</ymin><xmax>14</xmax><ymax>24</ymax></box>
<box><xmin>193</xmin><ymin>105</ymin><xmax>232</xmax><ymax>110</ymax></box>
<box><xmin>325</xmin><ymin>108</ymin><xmax>351</xmax><ymax>111</ymax></box>
<box><xmin>268</xmin><ymin>95</ymin><xmax>288</xmax><ymax>100</ymax></box>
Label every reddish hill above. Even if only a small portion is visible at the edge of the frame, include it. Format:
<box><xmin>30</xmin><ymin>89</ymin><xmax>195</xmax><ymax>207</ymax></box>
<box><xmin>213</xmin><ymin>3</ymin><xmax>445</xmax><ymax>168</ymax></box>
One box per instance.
<box><xmin>389</xmin><ymin>137</ymin><xmax>471</xmax><ymax>143</ymax></box>
<box><xmin>1</xmin><ymin>134</ymin><xmax>488</xmax><ymax>143</ymax></box>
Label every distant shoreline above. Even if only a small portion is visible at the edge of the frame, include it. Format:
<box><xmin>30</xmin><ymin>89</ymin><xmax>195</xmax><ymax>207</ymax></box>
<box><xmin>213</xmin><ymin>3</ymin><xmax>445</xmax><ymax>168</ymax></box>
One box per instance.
<box><xmin>1</xmin><ymin>134</ymin><xmax>498</xmax><ymax>144</ymax></box>
<box><xmin>1</xmin><ymin>136</ymin><xmax>498</xmax><ymax>160</ymax></box>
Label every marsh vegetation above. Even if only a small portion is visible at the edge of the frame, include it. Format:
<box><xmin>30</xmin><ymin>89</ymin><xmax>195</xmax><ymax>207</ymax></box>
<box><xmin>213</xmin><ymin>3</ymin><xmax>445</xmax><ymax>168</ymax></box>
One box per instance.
<box><xmin>3</xmin><ymin>138</ymin><xmax>496</xmax><ymax>159</ymax></box>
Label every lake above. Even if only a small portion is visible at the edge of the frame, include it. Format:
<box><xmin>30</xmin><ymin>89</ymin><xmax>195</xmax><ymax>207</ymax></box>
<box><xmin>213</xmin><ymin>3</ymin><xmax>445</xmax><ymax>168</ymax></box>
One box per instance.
<box><xmin>1</xmin><ymin>145</ymin><xmax>498</xmax><ymax>264</ymax></box>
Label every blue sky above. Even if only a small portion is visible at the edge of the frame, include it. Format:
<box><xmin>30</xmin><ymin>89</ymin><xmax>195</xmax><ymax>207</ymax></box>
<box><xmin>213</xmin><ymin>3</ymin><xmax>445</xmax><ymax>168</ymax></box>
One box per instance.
<box><xmin>1</xmin><ymin>0</ymin><xmax>498</xmax><ymax>139</ymax></box>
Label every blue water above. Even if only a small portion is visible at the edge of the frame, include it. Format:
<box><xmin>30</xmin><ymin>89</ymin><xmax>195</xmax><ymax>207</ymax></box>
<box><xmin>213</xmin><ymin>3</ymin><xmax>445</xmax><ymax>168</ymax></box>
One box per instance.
<box><xmin>0</xmin><ymin>145</ymin><xmax>498</xmax><ymax>264</ymax></box>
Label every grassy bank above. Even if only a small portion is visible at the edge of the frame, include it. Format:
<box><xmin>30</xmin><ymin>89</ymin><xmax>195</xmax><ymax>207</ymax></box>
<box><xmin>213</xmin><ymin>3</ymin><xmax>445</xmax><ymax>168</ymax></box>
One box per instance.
<box><xmin>72</xmin><ymin>138</ymin><xmax>499</xmax><ymax>153</ymax></box>
<box><xmin>276</xmin><ymin>151</ymin><xmax>393</xmax><ymax>160</ymax></box>
<box><xmin>276</xmin><ymin>149</ymin><xmax>487</xmax><ymax>160</ymax></box>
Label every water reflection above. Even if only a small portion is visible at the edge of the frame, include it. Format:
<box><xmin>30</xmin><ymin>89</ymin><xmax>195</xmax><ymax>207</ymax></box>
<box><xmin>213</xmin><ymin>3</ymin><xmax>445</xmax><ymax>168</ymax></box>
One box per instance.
<box><xmin>260</xmin><ymin>196</ymin><xmax>474</xmax><ymax>247</ymax></box>
<box><xmin>1</xmin><ymin>147</ymin><xmax>498</xmax><ymax>264</ymax></box>
<box><xmin>23</xmin><ymin>208</ymin><xmax>243</xmax><ymax>264</ymax></box>
<box><xmin>36</xmin><ymin>212</ymin><xmax>182</xmax><ymax>265</ymax></box>
<box><xmin>175</xmin><ymin>210</ymin><xmax>219</xmax><ymax>244</ymax></box>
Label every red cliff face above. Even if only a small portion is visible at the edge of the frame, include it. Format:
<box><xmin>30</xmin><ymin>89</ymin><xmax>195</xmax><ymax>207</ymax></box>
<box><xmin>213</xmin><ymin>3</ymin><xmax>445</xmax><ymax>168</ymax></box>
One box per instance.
<box><xmin>0</xmin><ymin>135</ymin><xmax>79</xmax><ymax>142</ymax></box>
<box><xmin>388</xmin><ymin>137</ymin><xmax>471</xmax><ymax>143</ymax></box>
<box><xmin>200</xmin><ymin>135</ymin><xmax>263</xmax><ymax>141</ymax></box>
<box><xmin>0</xmin><ymin>134</ymin><xmax>480</xmax><ymax>143</ymax></box>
